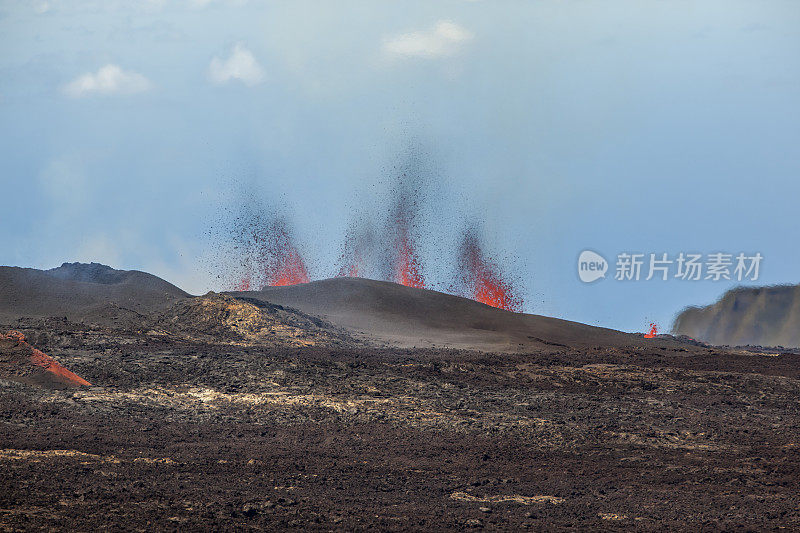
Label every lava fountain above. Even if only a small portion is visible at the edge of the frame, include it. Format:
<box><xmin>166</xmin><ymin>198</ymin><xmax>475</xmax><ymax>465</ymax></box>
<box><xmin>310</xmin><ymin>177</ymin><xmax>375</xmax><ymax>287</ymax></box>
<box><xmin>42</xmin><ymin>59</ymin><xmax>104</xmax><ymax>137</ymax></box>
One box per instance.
<box><xmin>386</xmin><ymin>164</ymin><xmax>426</xmax><ymax>289</ymax></box>
<box><xmin>255</xmin><ymin>217</ymin><xmax>310</xmax><ymax>287</ymax></box>
<box><xmin>226</xmin><ymin>196</ymin><xmax>311</xmax><ymax>289</ymax></box>
<box><xmin>644</xmin><ymin>323</ymin><xmax>658</xmax><ymax>338</ymax></box>
<box><xmin>394</xmin><ymin>226</ymin><xmax>425</xmax><ymax>288</ymax></box>
<box><xmin>458</xmin><ymin>228</ymin><xmax>522</xmax><ymax>312</ymax></box>
<box><xmin>233</xmin><ymin>273</ymin><xmax>252</xmax><ymax>291</ymax></box>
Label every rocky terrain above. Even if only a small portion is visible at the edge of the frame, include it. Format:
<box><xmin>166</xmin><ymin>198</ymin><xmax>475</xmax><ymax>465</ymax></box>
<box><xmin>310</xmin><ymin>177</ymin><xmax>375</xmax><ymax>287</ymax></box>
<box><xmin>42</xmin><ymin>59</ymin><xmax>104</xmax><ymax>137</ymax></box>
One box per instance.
<box><xmin>2</xmin><ymin>318</ymin><xmax>799</xmax><ymax>530</ymax></box>
<box><xmin>1</xmin><ymin>264</ymin><xmax>799</xmax><ymax>530</ymax></box>
<box><xmin>148</xmin><ymin>293</ymin><xmax>358</xmax><ymax>348</ymax></box>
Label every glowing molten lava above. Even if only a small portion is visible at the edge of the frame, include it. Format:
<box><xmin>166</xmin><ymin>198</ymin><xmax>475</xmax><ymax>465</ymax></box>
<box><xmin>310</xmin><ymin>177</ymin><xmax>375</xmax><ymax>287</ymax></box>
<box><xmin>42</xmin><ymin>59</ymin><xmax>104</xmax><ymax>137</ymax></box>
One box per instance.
<box><xmin>385</xmin><ymin>168</ymin><xmax>426</xmax><ymax>289</ymax></box>
<box><xmin>340</xmin><ymin>264</ymin><xmax>360</xmax><ymax>278</ymax></box>
<box><xmin>395</xmin><ymin>229</ymin><xmax>425</xmax><ymax>288</ymax></box>
<box><xmin>268</xmin><ymin>245</ymin><xmax>310</xmax><ymax>286</ymax></box>
<box><xmin>644</xmin><ymin>323</ymin><xmax>658</xmax><ymax>338</ymax></box>
<box><xmin>2</xmin><ymin>330</ymin><xmax>91</xmax><ymax>387</ymax></box>
<box><xmin>258</xmin><ymin>219</ymin><xmax>310</xmax><ymax>287</ymax></box>
<box><xmin>229</xmin><ymin>210</ymin><xmax>311</xmax><ymax>289</ymax></box>
<box><xmin>458</xmin><ymin>230</ymin><xmax>522</xmax><ymax>312</ymax></box>
<box><xmin>337</xmin><ymin>257</ymin><xmax>361</xmax><ymax>278</ymax></box>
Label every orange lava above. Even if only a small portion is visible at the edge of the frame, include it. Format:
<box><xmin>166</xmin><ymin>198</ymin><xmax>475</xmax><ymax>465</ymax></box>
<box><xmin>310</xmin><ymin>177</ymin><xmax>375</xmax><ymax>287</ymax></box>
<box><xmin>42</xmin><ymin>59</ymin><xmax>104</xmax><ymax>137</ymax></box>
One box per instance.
<box><xmin>2</xmin><ymin>331</ymin><xmax>91</xmax><ymax>387</ymax></box>
<box><xmin>395</xmin><ymin>230</ymin><xmax>425</xmax><ymax>289</ymax></box>
<box><xmin>268</xmin><ymin>246</ymin><xmax>310</xmax><ymax>286</ymax></box>
<box><xmin>459</xmin><ymin>231</ymin><xmax>522</xmax><ymax>312</ymax></box>
<box><xmin>644</xmin><ymin>323</ymin><xmax>658</xmax><ymax>338</ymax></box>
<box><xmin>251</xmin><ymin>218</ymin><xmax>311</xmax><ymax>288</ymax></box>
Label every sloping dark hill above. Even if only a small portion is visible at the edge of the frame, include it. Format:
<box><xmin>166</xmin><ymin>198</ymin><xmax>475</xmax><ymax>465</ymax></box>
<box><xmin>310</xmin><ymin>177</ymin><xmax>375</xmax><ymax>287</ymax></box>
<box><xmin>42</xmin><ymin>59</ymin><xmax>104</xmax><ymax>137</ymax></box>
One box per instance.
<box><xmin>0</xmin><ymin>264</ymin><xmax>690</xmax><ymax>352</ymax></box>
<box><xmin>673</xmin><ymin>284</ymin><xmax>800</xmax><ymax>348</ymax></box>
<box><xmin>232</xmin><ymin>277</ymin><xmax>679</xmax><ymax>352</ymax></box>
<box><xmin>0</xmin><ymin>262</ymin><xmax>188</xmax><ymax>326</ymax></box>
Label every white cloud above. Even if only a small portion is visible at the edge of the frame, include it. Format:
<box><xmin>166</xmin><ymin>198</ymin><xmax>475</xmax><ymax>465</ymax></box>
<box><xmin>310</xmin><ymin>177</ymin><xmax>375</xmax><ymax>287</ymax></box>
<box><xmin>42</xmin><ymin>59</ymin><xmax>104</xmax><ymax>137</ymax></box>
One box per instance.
<box><xmin>63</xmin><ymin>64</ymin><xmax>152</xmax><ymax>98</ymax></box>
<box><xmin>382</xmin><ymin>21</ymin><xmax>473</xmax><ymax>60</ymax></box>
<box><xmin>208</xmin><ymin>43</ymin><xmax>265</xmax><ymax>86</ymax></box>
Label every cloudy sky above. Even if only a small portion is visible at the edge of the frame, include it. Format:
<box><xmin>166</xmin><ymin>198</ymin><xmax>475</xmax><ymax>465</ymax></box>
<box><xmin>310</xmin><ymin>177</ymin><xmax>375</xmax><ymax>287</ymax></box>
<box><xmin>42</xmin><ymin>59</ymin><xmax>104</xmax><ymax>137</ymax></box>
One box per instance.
<box><xmin>1</xmin><ymin>0</ymin><xmax>799</xmax><ymax>333</ymax></box>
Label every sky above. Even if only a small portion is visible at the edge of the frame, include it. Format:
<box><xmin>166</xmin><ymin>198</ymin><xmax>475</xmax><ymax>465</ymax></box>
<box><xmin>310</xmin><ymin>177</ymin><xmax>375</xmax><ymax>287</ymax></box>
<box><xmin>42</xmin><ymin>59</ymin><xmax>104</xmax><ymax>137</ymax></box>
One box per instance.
<box><xmin>1</xmin><ymin>0</ymin><xmax>799</xmax><ymax>333</ymax></box>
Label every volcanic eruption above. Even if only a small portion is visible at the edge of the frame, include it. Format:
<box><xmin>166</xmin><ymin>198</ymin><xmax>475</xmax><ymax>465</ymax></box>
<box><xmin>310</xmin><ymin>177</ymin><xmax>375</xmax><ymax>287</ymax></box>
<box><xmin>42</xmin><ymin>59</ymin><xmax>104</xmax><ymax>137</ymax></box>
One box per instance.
<box><xmin>393</xmin><ymin>224</ymin><xmax>425</xmax><ymax>289</ymax></box>
<box><xmin>336</xmin><ymin>222</ymin><xmax>376</xmax><ymax>279</ymax></box>
<box><xmin>457</xmin><ymin>227</ymin><xmax>522</xmax><ymax>312</ymax></box>
<box><xmin>225</xmin><ymin>197</ymin><xmax>310</xmax><ymax>290</ymax></box>
<box><xmin>215</xmin><ymin>155</ymin><xmax>525</xmax><ymax>312</ymax></box>
<box><xmin>384</xmin><ymin>163</ymin><xmax>427</xmax><ymax>289</ymax></box>
<box><xmin>256</xmin><ymin>217</ymin><xmax>310</xmax><ymax>287</ymax></box>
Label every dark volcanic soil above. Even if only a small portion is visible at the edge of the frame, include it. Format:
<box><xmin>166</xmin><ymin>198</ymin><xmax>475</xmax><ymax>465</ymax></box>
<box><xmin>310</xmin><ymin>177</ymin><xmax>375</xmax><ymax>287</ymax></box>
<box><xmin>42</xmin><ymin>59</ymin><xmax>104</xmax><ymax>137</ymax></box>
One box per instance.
<box><xmin>1</xmin><ymin>319</ymin><xmax>799</xmax><ymax>531</ymax></box>
<box><xmin>233</xmin><ymin>278</ymin><xmax>679</xmax><ymax>352</ymax></box>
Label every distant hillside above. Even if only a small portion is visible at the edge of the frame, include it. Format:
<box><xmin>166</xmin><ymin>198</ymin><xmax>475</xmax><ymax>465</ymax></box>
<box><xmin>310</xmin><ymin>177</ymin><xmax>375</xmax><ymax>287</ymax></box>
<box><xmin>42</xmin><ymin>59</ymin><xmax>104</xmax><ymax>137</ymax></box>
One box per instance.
<box><xmin>0</xmin><ymin>262</ymin><xmax>188</xmax><ymax>325</ymax></box>
<box><xmin>673</xmin><ymin>284</ymin><xmax>800</xmax><ymax>348</ymax></box>
<box><xmin>0</xmin><ymin>263</ymin><xmax>696</xmax><ymax>352</ymax></box>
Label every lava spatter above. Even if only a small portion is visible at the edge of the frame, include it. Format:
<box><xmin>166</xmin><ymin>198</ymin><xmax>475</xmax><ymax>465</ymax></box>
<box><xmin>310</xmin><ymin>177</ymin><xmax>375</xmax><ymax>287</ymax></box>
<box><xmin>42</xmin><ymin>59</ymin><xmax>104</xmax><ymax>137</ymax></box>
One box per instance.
<box><xmin>457</xmin><ymin>228</ymin><xmax>522</xmax><ymax>312</ymax></box>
